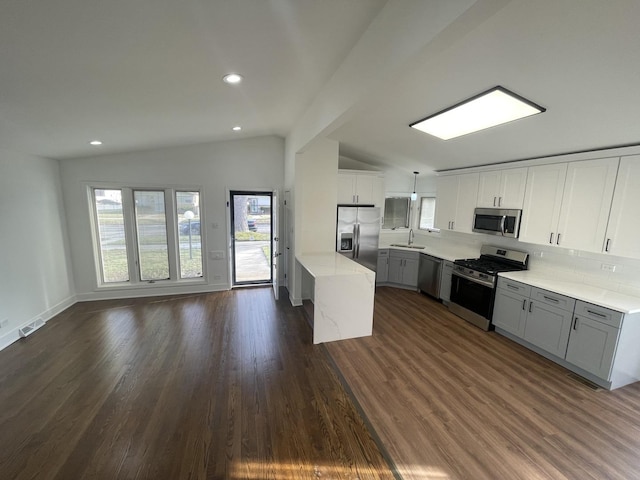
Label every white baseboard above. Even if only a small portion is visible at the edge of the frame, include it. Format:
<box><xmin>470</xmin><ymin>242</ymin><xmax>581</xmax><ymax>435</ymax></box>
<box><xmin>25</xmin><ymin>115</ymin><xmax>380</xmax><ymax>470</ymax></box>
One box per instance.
<box><xmin>0</xmin><ymin>294</ymin><xmax>77</xmax><ymax>352</ymax></box>
<box><xmin>289</xmin><ymin>293</ymin><xmax>303</xmax><ymax>307</ymax></box>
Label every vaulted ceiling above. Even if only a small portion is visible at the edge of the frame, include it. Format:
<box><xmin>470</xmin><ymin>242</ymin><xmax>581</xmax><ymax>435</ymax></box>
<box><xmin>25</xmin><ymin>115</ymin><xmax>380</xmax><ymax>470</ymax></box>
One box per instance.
<box><xmin>3</xmin><ymin>0</ymin><xmax>640</xmax><ymax>175</ymax></box>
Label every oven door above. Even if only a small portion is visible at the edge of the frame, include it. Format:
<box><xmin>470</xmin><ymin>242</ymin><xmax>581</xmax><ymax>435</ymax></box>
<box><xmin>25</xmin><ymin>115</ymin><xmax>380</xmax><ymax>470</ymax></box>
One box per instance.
<box><xmin>449</xmin><ymin>272</ymin><xmax>495</xmax><ymax>330</ymax></box>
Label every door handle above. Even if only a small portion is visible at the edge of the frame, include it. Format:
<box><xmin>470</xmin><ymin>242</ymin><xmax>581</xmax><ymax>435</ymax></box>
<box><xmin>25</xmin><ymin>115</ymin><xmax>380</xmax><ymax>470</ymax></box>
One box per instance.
<box><xmin>352</xmin><ymin>225</ymin><xmax>357</xmax><ymax>259</ymax></box>
<box><xmin>522</xmin><ymin>299</ymin><xmax>527</xmax><ymax>310</ymax></box>
<box><xmin>573</xmin><ymin>317</ymin><xmax>579</xmax><ymax>330</ymax></box>
<box><xmin>605</xmin><ymin>238</ymin><xmax>611</xmax><ymax>252</ymax></box>
<box><xmin>556</xmin><ymin>233</ymin><xmax>561</xmax><ymax>245</ymax></box>
<box><xmin>493</xmin><ymin>196</ymin><xmax>497</xmax><ymax>207</ymax></box>
<box><xmin>498</xmin><ymin>196</ymin><xmax>502</xmax><ymax>207</ymax></box>
<box><xmin>356</xmin><ymin>224</ymin><xmax>361</xmax><ymax>258</ymax></box>
<box><xmin>528</xmin><ymin>302</ymin><xmax>533</xmax><ymax>313</ymax></box>
<box><xmin>549</xmin><ymin>232</ymin><xmax>554</xmax><ymax>244</ymax></box>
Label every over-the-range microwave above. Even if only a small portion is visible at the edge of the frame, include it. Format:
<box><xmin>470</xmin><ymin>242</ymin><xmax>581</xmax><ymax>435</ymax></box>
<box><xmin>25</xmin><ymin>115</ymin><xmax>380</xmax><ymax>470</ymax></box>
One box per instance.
<box><xmin>472</xmin><ymin>208</ymin><xmax>522</xmax><ymax>238</ymax></box>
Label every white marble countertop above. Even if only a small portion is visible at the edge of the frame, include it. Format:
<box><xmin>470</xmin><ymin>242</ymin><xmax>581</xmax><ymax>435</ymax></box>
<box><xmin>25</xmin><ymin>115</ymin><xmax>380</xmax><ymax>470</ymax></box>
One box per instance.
<box><xmin>296</xmin><ymin>253</ymin><xmax>374</xmax><ymax>278</ymax></box>
<box><xmin>499</xmin><ymin>271</ymin><xmax>640</xmax><ymax>314</ymax></box>
<box><xmin>379</xmin><ymin>243</ymin><xmax>476</xmax><ymax>263</ymax></box>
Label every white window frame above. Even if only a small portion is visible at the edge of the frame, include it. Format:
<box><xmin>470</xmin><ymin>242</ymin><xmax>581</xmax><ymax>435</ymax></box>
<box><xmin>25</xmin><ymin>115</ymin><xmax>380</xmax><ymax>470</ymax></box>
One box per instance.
<box><xmin>87</xmin><ymin>183</ymin><xmax>206</xmax><ymax>289</ymax></box>
<box><xmin>382</xmin><ymin>196</ymin><xmax>410</xmax><ymax>230</ymax></box>
<box><xmin>418</xmin><ymin>196</ymin><xmax>439</xmax><ymax>232</ymax></box>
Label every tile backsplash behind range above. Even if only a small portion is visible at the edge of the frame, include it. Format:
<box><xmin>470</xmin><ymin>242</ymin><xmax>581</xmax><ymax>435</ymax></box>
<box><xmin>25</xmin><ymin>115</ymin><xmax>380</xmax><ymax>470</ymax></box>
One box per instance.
<box><xmin>412</xmin><ymin>229</ymin><xmax>640</xmax><ymax>298</ymax></box>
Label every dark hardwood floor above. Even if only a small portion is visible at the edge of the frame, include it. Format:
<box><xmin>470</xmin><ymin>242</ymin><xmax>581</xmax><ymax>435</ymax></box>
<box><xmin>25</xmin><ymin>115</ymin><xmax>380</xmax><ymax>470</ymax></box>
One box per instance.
<box><xmin>0</xmin><ymin>289</ymin><xmax>395</xmax><ymax>480</ymax></box>
<box><xmin>326</xmin><ymin>287</ymin><xmax>640</xmax><ymax>480</ymax></box>
<box><xmin>5</xmin><ymin>286</ymin><xmax>640</xmax><ymax>480</ymax></box>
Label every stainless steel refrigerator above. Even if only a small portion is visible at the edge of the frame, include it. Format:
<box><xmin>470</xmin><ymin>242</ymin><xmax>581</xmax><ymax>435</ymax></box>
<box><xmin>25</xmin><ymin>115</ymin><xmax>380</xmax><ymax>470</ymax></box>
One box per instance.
<box><xmin>336</xmin><ymin>206</ymin><xmax>381</xmax><ymax>272</ymax></box>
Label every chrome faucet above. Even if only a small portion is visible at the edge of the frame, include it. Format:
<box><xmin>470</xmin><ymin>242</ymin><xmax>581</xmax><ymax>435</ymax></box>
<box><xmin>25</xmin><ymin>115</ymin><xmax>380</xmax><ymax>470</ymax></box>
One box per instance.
<box><xmin>408</xmin><ymin>228</ymin><xmax>414</xmax><ymax>245</ymax></box>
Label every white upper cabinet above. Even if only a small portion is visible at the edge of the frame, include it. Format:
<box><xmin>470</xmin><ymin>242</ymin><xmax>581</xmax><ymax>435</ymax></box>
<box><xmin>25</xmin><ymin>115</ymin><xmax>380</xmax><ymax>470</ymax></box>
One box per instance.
<box><xmin>435</xmin><ymin>175</ymin><xmax>458</xmax><ymax>231</ymax></box>
<box><xmin>519</xmin><ymin>163</ymin><xmax>567</xmax><ymax>245</ymax></box>
<box><xmin>556</xmin><ymin>157</ymin><xmax>618</xmax><ymax>252</ymax></box>
<box><xmin>476</xmin><ymin>167</ymin><xmax>528</xmax><ymax>209</ymax></box>
<box><xmin>337</xmin><ymin>174</ymin><xmax>357</xmax><ymax>204</ymax></box>
<box><xmin>337</xmin><ymin>171</ymin><xmax>384</xmax><ymax>207</ymax></box>
<box><xmin>519</xmin><ymin>157</ymin><xmax>618</xmax><ymax>252</ymax></box>
<box><xmin>435</xmin><ymin>173</ymin><xmax>479</xmax><ymax>233</ymax></box>
<box><xmin>603</xmin><ymin>155</ymin><xmax>640</xmax><ymax>258</ymax></box>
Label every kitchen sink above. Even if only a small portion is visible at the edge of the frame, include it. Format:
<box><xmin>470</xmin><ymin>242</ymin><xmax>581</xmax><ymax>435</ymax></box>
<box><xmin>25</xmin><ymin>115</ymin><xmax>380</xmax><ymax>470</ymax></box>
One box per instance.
<box><xmin>390</xmin><ymin>244</ymin><xmax>425</xmax><ymax>249</ymax></box>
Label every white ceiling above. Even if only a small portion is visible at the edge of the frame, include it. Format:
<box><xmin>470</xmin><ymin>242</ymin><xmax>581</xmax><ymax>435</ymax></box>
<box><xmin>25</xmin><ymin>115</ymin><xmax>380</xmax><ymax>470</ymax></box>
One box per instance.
<box><xmin>3</xmin><ymin>0</ymin><xmax>640</xmax><ymax>174</ymax></box>
<box><xmin>0</xmin><ymin>0</ymin><xmax>385</xmax><ymax>159</ymax></box>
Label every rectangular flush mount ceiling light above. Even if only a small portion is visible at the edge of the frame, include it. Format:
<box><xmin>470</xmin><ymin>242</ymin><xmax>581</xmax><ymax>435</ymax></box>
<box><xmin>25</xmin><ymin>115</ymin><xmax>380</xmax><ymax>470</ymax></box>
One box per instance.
<box><xmin>410</xmin><ymin>86</ymin><xmax>545</xmax><ymax>140</ymax></box>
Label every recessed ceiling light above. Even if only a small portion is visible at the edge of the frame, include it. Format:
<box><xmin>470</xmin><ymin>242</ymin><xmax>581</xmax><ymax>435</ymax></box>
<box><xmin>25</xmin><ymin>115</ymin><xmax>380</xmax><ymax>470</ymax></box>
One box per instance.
<box><xmin>223</xmin><ymin>73</ymin><xmax>243</xmax><ymax>85</ymax></box>
<box><xmin>410</xmin><ymin>86</ymin><xmax>545</xmax><ymax>140</ymax></box>
<box><xmin>89</xmin><ymin>140</ymin><xmax>103</xmax><ymax>146</ymax></box>
<box><xmin>232</xmin><ymin>126</ymin><xmax>242</xmax><ymax>131</ymax></box>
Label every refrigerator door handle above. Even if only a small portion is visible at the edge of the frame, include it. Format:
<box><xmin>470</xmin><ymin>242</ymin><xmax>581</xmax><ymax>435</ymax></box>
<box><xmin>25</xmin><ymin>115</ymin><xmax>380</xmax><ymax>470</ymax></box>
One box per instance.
<box><xmin>355</xmin><ymin>223</ymin><xmax>361</xmax><ymax>258</ymax></box>
<box><xmin>351</xmin><ymin>225</ymin><xmax>357</xmax><ymax>258</ymax></box>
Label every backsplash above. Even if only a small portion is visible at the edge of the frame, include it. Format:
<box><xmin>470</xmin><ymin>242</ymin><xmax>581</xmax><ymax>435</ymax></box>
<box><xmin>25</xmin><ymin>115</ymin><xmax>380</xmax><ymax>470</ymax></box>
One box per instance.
<box><xmin>409</xmin><ymin>229</ymin><xmax>640</xmax><ymax>298</ymax></box>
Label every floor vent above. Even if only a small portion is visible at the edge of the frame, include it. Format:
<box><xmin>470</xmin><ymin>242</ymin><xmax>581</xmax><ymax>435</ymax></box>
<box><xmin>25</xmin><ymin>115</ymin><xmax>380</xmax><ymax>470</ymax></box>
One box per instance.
<box><xmin>19</xmin><ymin>318</ymin><xmax>46</xmax><ymax>338</ymax></box>
<box><xmin>567</xmin><ymin>372</ymin><xmax>602</xmax><ymax>391</ymax></box>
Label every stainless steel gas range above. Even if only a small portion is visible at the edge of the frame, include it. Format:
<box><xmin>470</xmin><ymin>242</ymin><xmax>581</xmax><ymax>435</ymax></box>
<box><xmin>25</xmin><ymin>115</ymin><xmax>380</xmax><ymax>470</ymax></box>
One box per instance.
<box><xmin>449</xmin><ymin>245</ymin><xmax>529</xmax><ymax>331</ymax></box>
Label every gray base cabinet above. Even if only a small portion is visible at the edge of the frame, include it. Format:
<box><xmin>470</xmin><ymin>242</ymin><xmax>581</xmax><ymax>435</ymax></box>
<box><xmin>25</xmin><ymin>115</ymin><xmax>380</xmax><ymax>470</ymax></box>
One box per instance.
<box><xmin>494</xmin><ymin>280</ymin><xmax>575</xmax><ymax>358</ymax></box>
<box><xmin>493</xmin><ymin>279</ymin><xmax>530</xmax><ymax>336</ymax></box>
<box><xmin>493</xmin><ymin>277</ymin><xmax>640</xmax><ymax>390</ymax></box>
<box><xmin>376</xmin><ymin>249</ymin><xmax>389</xmax><ymax>284</ymax></box>
<box><xmin>439</xmin><ymin>261</ymin><xmax>454</xmax><ymax>303</ymax></box>
<box><xmin>523</xmin><ymin>290</ymin><xmax>575</xmax><ymax>358</ymax></box>
<box><xmin>565</xmin><ymin>301</ymin><xmax>621</xmax><ymax>380</ymax></box>
<box><xmin>386</xmin><ymin>250</ymin><xmax>419</xmax><ymax>289</ymax></box>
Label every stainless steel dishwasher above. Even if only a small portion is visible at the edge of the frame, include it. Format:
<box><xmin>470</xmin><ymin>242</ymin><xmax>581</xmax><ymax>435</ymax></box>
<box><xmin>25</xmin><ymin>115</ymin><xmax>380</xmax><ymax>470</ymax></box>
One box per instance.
<box><xmin>418</xmin><ymin>253</ymin><xmax>442</xmax><ymax>299</ymax></box>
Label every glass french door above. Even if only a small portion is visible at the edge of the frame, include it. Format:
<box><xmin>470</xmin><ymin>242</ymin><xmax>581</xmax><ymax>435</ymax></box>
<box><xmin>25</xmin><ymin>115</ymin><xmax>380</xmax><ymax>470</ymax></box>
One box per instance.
<box><xmin>229</xmin><ymin>191</ymin><xmax>273</xmax><ymax>286</ymax></box>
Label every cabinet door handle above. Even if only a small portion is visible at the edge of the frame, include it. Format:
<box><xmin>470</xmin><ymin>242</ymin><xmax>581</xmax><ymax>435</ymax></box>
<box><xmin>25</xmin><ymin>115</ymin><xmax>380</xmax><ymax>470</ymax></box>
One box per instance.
<box><xmin>507</xmin><ymin>284</ymin><xmax>520</xmax><ymax>290</ymax></box>
<box><xmin>556</xmin><ymin>233</ymin><xmax>561</xmax><ymax>245</ymax></box>
<box><xmin>528</xmin><ymin>302</ymin><xmax>533</xmax><ymax>313</ymax></box>
<box><xmin>522</xmin><ymin>299</ymin><xmax>527</xmax><ymax>310</ymax></box>
<box><xmin>498</xmin><ymin>196</ymin><xmax>502</xmax><ymax>207</ymax></box>
<box><xmin>586</xmin><ymin>309</ymin><xmax>607</xmax><ymax>319</ymax></box>
<box><xmin>493</xmin><ymin>196</ymin><xmax>497</xmax><ymax>206</ymax></box>
<box><xmin>451</xmin><ymin>221</ymin><xmax>455</xmax><ymax>230</ymax></box>
<box><xmin>549</xmin><ymin>232</ymin><xmax>554</xmax><ymax>244</ymax></box>
<box><xmin>573</xmin><ymin>317</ymin><xmax>579</xmax><ymax>330</ymax></box>
<box><xmin>605</xmin><ymin>238</ymin><xmax>611</xmax><ymax>252</ymax></box>
<box><xmin>543</xmin><ymin>295</ymin><xmax>560</xmax><ymax>303</ymax></box>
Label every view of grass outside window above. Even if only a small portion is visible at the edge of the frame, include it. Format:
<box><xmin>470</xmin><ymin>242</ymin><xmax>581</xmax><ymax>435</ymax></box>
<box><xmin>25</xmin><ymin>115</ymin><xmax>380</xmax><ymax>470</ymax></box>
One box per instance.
<box><xmin>419</xmin><ymin>197</ymin><xmax>436</xmax><ymax>230</ymax></box>
<box><xmin>92</xmin><ymin>187</ymin><xmax>203</xmax><ymax>285</ymax></box>
<box><xmin>95</xmin><ymin>189</ymin><xmax>129</xmax><ymax>283</ymax></box>
<box><xmin>176</xmin><ymin>191</ymin><xmax>203</xmax><ymax>279</ymax></box>
<box><xmin>134</xmin><ymin>190</ymin><xmax>170</xmax><ymax>281</ymax></box>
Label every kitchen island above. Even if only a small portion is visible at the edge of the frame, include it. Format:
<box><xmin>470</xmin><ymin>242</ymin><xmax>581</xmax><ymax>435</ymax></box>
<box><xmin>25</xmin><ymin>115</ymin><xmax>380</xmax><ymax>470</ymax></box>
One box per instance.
<box><xmin>295</xmin><ymin>253</ymin><xmax>375</xmax><ymax>344</ymax></box>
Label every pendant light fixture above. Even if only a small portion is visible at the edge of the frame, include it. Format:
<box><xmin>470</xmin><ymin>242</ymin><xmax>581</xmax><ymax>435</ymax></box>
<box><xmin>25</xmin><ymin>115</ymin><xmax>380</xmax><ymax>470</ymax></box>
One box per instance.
<box><xmin>411</xmin><ymin>171</ymin><xmax>419</xmax><ymax>201</ymax></box>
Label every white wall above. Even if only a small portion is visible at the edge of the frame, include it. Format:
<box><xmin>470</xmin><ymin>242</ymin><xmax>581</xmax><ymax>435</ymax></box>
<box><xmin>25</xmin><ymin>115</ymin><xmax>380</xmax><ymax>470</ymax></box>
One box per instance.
<box><xmin>287</xmin><ymin>137</ymin><xmax>339</xmax><ymax>303</ymax></box>
<box><xmin>59</xmin><ymin>136</ymin><xmax>284</xmax><ymax>300</ymax></box>
<box><xmin>295</xmin><ymin>138</ymin><xmax>339</xmax><ymax>255</ymax></box>
<box><xmin>0</xmin><ymin>149</ymin><xmax>75</xmax><ymax>349</ymax></box>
